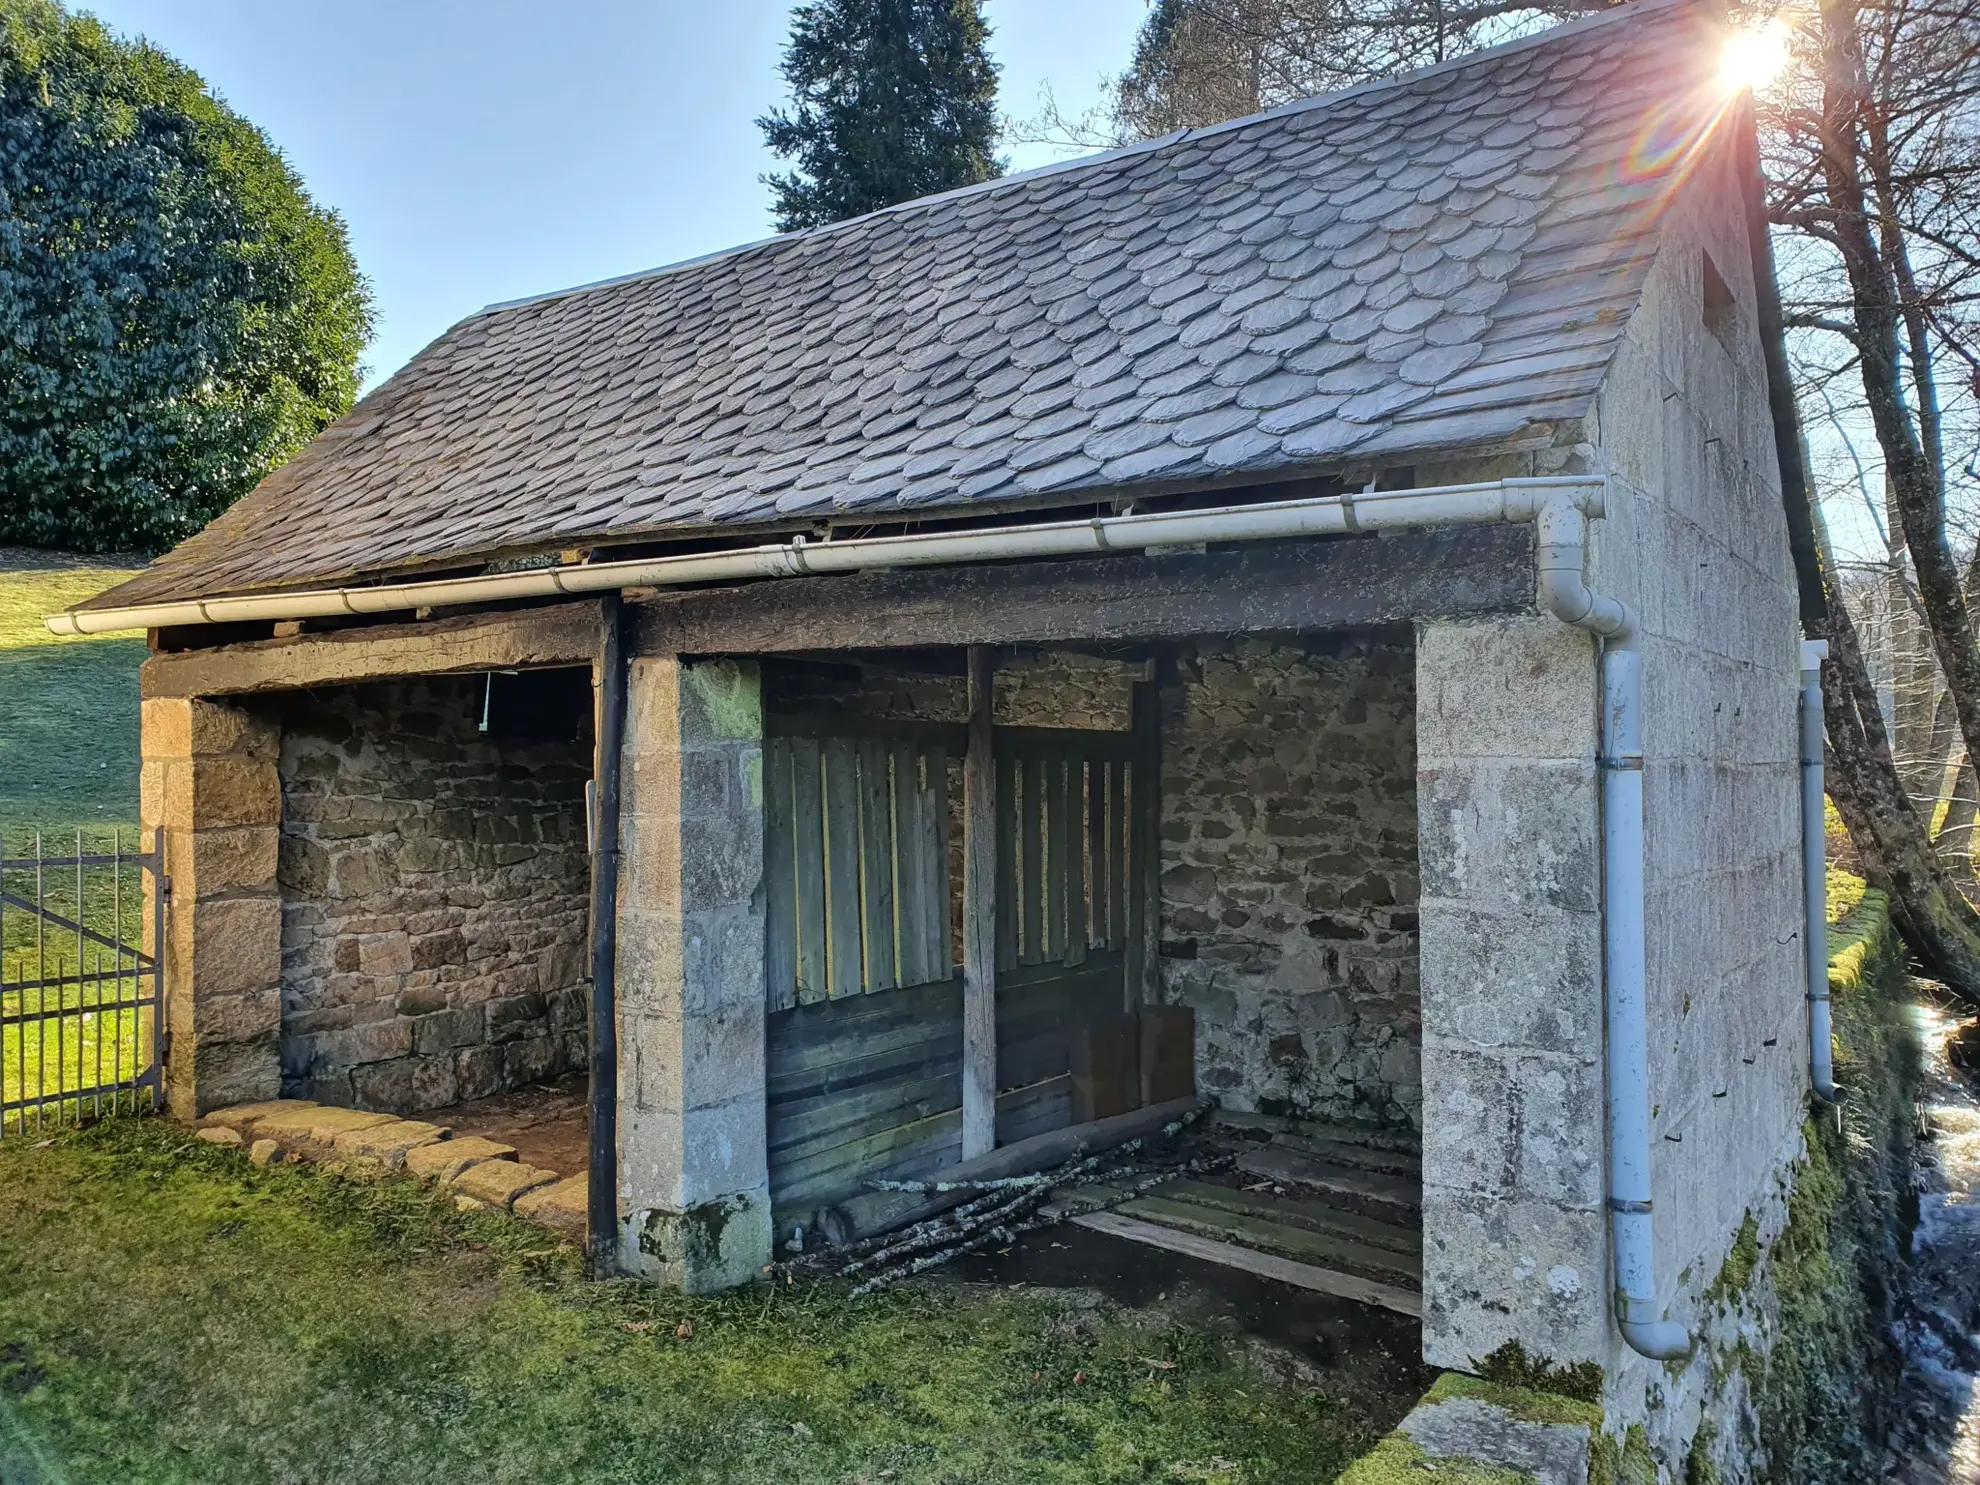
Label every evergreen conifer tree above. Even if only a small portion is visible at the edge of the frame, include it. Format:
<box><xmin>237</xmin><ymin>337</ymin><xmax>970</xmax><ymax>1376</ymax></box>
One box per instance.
<box><xmin>759</xmin><ymin>0</ymin><xmax>1002</xmax><ymax>232</ymax></box>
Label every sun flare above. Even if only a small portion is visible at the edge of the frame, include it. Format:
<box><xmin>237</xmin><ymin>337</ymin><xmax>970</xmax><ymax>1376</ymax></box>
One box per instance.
<box><xmin>1721</xmin><ymin>18</ymin><xmax>1791</xmax><ymax>92</ymax></box>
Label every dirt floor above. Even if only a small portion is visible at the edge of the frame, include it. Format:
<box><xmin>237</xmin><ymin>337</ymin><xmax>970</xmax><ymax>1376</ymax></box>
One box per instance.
<box><xmin>429</xmin><ymin>1073</ymin><xmax>589</xmax><ymax>1176</ymax></box>
<box><xmin>420</xmin><ymin>1079</ymin><xmax>1431</xmax><ymax>1425</ymax></box>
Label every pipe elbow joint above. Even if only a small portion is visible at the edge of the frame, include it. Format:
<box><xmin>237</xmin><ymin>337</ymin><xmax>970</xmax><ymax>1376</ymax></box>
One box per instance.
<box><xmin>1621</xmin><ymin>1316</ymin><xmax>1695</xmax><ymax>1361</ymax></box>
<box><xmin>1618</xmin><ymin>1294</ymin><xmax>1694</xmax><ymax>1360</ymax></box>
<box><xmin>1811</xmin><ymin>1078</ymin><xmax>1845</xmax><ymax>1106</ymax></box>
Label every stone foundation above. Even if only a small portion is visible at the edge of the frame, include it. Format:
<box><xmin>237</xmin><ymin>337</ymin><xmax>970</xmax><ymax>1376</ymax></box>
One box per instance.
<box><xmin>274</xmin><ymin>676</ymin><xmax>593</xmax><ymax>1113</ymax></box>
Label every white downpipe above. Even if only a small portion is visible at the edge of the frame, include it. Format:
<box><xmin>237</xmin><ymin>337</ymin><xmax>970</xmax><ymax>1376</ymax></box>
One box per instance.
<box><xmin>1535</xmin><ymin>498</ymin><xmax>1692</xmax><ymax>1363</ymax></box>
<box><xmin>1801</xmin><ymin>639</ymin><xmax>1840</xmax><ymax>1102</ymax></box>
<box><xmin>45</xmin><ymin>476</ymin><xmax>1604</xmax><ymax>636</ymax></box>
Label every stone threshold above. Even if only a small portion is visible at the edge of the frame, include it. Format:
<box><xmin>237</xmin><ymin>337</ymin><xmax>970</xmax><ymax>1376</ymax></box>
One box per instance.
<box><xmin>193</xmin><ymin>1098</ymin><xmax>587</xmax><ymax>1241</ymax></box>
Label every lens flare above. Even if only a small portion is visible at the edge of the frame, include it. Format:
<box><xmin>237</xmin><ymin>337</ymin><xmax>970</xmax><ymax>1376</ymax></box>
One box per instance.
<box><xmin>1720</xmin><ymin>19</ymin><xmax>1790</xmax><ymax>92</ymax></box>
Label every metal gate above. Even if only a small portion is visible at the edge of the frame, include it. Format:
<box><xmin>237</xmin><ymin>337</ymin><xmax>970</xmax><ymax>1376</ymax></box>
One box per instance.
<box><xmin>1</xmin><ymin>830</ymin><xmax>165</xmax><ymax>1136</ymax></box>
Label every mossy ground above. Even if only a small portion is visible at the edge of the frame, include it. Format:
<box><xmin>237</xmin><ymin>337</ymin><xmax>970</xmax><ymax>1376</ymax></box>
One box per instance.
<box><xmin>0</xmin><ymin>1119</ymin><xmax>1395</xmax><ymax>1484</ymax></box>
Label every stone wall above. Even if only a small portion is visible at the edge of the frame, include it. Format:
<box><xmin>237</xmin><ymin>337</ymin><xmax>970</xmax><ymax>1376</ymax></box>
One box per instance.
<box><xmin>275</xmin><ymin>677</ymin><xmax>592</xmax><ymax>1112</ymax></box>
<box><xmin>1157</xmin><ymin>634</ymin><xmax>1421</xmax><ymax>1132</ymax></box>
<box><xmin>1583</xmin><ymin>130</ymin><xmax>1812</xmax><ymax>1463</ymax></box>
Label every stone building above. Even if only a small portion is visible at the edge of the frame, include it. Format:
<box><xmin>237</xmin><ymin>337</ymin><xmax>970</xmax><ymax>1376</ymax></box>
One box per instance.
<box><xmin>58</xmin><ymin>1</ymin><xmax>1833</xmax><ymax>1474</ymax></box>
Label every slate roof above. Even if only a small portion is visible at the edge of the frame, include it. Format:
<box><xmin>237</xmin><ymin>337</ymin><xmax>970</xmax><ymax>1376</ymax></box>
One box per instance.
<box><xmin>87</xmin><ymin>0</ymin><xmax>1725</xmax><ymax>612</ymax></box>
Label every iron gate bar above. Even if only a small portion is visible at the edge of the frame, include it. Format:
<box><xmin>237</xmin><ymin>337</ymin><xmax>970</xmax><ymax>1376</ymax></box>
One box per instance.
<box><xmin>0</xmin><ymin>891</ymin><xmax>156</xmax><ymax>967</ymax></box>
<box><xmin>0</xmin><ymin>853</ymin><xmax>155</xmax><ymax>870</ymax></box>
<box><xmin>0</xmin><ymin>830</ymin><xmax>164</xmax><ymax>1134</ymax></box>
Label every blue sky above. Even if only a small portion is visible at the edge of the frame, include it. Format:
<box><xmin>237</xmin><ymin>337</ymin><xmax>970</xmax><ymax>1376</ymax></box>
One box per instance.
<box><xmin>78</xmin><ymin>0</ymin><xmax>1147</xmax><ymax>388</ymax></box>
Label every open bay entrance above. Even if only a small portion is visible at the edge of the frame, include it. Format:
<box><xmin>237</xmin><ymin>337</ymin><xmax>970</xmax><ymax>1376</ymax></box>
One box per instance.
<box><xmin>759</xmin><ymin>680</ymin><xmax>1158</xmax><ymax>1244</ymax></box>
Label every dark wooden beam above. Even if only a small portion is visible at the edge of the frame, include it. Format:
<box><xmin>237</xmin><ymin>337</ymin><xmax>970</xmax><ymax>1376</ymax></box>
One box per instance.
<box><xmin>630</xmin><ymin>525</ymin><xmax>1534</xmax><ymax>656</ymax></box>
<box><xmin>138</xmin><ymin>601</ymin><xmax>603</xmax><ymax>699</ymax></box>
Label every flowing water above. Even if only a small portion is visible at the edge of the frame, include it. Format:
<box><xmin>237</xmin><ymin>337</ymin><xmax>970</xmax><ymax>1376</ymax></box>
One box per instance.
<box><xmin>1888</xmin><ymin>996</ymin><xmax>1980</xmax><ymax>1483</ymax></box>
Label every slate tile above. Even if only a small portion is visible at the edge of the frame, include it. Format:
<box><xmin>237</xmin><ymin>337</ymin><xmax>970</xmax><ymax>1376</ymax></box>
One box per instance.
<box><xmin>90</xmin><ymin>1</ymin><xmax>1706</xmax><ymax>612</ymax></box>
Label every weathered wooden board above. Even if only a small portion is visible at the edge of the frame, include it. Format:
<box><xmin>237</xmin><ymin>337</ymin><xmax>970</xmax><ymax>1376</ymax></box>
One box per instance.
<box><xmin>1114</xmin><ymin>1193</ymin><xmax>1422</xmax><ymax>1283</ymax></box>
<box><xmin>142</xmin><ymin>601</ymin><xmax>602</xmax><ymax>697</ymax></box>
<box><xmin>789</xmin><ymin>737</ymin><xmax>827</xmax><ymax>1004</ymax></box>
<box><xmin>764</xmin><ymin>740</ymin><xmax>799</xmax><ymax>1013</ymax></box>
<box><xmin>630</xmin><ymin>526</ymin><xmax>1532</xmax><ymax>656</ymax></box>
<box><xmin>1064</xmin><ymin>1211</ymin><xmax>1424</xmax><ymax>1318</ymax></box>
<box><xmin>857</xmin><ymin>739</ymin><xmax>898</xmax><ymax>994</ymax></box>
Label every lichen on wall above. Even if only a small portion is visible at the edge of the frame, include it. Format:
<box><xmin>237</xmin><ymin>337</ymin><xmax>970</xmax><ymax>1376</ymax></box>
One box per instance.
<box><xmin>1158</xmin><ymin>632</ymin><xmax>1421</xmax><ymax>1132</ymax></box>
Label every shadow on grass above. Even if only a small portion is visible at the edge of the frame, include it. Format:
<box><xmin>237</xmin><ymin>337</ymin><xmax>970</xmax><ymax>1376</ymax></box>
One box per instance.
<box><xmin>0</xmin><ymin>1119</ymin><xmax>1406</xmax><ymax>1485</ymax></box>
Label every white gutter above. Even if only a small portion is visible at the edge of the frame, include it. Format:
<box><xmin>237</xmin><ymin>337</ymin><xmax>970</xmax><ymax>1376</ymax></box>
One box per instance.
<box><xmin>47</xmin><ymin>477</ymin><xmax>1603</xmax><ymax>637</ymax></box>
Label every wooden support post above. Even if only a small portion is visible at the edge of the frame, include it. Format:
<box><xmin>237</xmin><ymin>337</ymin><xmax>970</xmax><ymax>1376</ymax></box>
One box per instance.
<box><xmin>1125</xmin><ymin>659</ymin><xmax>1164</xmax><ymax>1009</ymax></box>
<box><xmin>961</xmin><ymin>646</ymin><xmax>998</xmax><ymax>1159</ymax></box>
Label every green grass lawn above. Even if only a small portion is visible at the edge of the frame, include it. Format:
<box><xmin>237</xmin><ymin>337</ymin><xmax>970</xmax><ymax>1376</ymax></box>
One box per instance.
<box><xmin>0</xmin><ymin>553</ymin><xmax>146</xmax><ymax>838</ymax></box>
<box><xmin>1</xmin><ymin>553</ymin><xmax>150</xmax><ymax>1124</ymax></box>
<box><xmin>0</xmin><ymin>1122</ymin><xmax>1396</xmax><ymax>1485</ymax></box>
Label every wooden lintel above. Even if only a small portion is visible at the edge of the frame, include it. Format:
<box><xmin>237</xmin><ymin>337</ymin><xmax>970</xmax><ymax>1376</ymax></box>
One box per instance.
<box><xmin>630</xmin><ymin>525</ymin><xmax>1534</xmax><ymax>657</ymax></box>
<box><xmin>138</xmin><ymin>601</ymin><xmax>604</xmax><ymax>700</ymax></box>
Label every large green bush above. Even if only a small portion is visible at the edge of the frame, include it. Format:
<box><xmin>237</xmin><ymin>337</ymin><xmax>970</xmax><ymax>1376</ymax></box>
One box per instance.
<box><xmin>0</xmin><ymin>0</ymin><xmax>370</xmax><ymax>555</ymax></box>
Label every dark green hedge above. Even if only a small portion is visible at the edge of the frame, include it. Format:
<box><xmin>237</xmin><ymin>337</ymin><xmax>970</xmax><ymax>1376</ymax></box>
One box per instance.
<box><xmin>0</xmin><ymin>0</ymin><xmax>370</xmax><ymax>555</ymax></box>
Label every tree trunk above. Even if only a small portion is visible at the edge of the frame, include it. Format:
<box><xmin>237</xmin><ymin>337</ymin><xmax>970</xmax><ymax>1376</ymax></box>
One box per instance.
<box><xmin>1939</xmin><ymin>759</ymin><xmax>1979</xmax><ymax>889</ymax></box>
<box><xmin>1822</xmin><ymin>585</ymin><xmax>1980</xmax><ymax>1000</ymax></box>
<box><xmin>1816</xmin><ymin>0</ymin><xmax>1980</xmax><ymax>792</ymax></box>
<box><xmin>1814</xmin><ymin>503</ymin><xmax>1980</xmax><ymax>1002</ymax></box>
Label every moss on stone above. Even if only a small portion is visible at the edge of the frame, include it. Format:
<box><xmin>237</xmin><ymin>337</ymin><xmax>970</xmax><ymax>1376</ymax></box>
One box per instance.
<box><xmin>1683</xmin><ymin>1417</ymin><xmax>1721</xmax><ymax>1484</ymax></box>
<box><xmin>1423</xmin><ymin>1372</ymin><xmax>1601</xmax><ymax>1429</ymax></box>
<box><xmin>1472</xmin><ymin>1340</ymin><xmax>1604</xmax><ymax>1403</ymax></box>
<box><xmin>1588</xmin><ymin>1424</ymin><xmax>1659</xmax><ymax>1485</ymax></box>
<box><xmin>1746</xmin><ymin>889</ymin><xmax>1916</xmax><ymax>1483</ymax></box>
<box><xmin>1705</xmin><ymin>1212</ymin><xmax>1760</xmax><ymax>1305</ymax></box>
<box><xmin>1825</xmin><ymin>885</ymin><xmax>1891</xmax><ymax>993</ymax></box>
<box><xmin>1336</xmin><ymin>1434</ymin><xmax>1536</xmax><ymax>1485</ymax></box>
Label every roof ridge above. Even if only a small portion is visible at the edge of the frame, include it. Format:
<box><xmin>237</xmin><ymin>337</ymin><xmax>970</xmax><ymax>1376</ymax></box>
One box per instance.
<box><xmin>475</xmin><ymin>0</ymin><xmax>1691</xmax><ymax>322</ymax></box>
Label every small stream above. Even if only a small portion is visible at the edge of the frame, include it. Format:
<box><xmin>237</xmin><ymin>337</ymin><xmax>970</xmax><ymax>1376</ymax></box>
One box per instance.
<box><xmin>1887</xmin><ymin>996</ymin><xmax>1980</xmax><ymax>1483</ymax></box>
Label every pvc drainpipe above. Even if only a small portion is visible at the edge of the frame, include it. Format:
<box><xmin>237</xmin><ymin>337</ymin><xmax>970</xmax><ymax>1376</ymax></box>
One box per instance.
<box><xmin>45</xmin><ymin>476</ymin><xmax>1604</xmax><ymax>636</ymax></box>
<box><xmin>1536</xmin><ymin>498</ymin><xmax>1693</xmax><ymax>1363</ymax></box>
<box><xmin>1801</xmin><ymin>639</ymin><xmax>1841</xmax><ymax>1103</ymax></box>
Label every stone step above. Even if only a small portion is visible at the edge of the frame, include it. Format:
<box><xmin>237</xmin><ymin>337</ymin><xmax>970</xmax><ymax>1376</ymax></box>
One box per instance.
<box><xmin>193</xmin><ymin>1098</ymin><xmax>582</xmax><ymax>1244</ymax></box>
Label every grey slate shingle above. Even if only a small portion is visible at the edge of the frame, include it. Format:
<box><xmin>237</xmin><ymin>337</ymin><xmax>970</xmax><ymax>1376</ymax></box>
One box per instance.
<box><xmin>88</xmin><ymin>0</ymin><xmax>1720</xmax><ymax>612</ymax></box>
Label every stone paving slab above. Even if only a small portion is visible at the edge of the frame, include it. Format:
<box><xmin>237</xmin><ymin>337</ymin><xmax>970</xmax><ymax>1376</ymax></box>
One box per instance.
<box><xmin>513</xmin><ymin>1175</ymin><xmax>588</xmax><ymax>1240</ymax></box>
<box><xmin>196</xmin><ymin>1101</ymin><xmax>583</xmax><ymax>1243</ymax></box>
<box><xmin>250</xmin><ymin>1106</ymin><xmax>397</xmax><ymax>1161</ymax></box>
<box><xmin>450</xmin><ymin>1159</ymin><xmax>559</xmax><ymax>1211</ymax></box>
<box><xmin>197</xmin><ymin>1100</ymin><xmax>314</xmax><ymax>1136</ymax></box>
<box><xmin>330</xmin><ymin>1119</ymin><xmax>450</xmax><ymax>1167</ymax></box>
<box><xmin>404</xmin><ymin>1136</ymin><xmax>518</xmax><ymax>1188</ymax></box>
